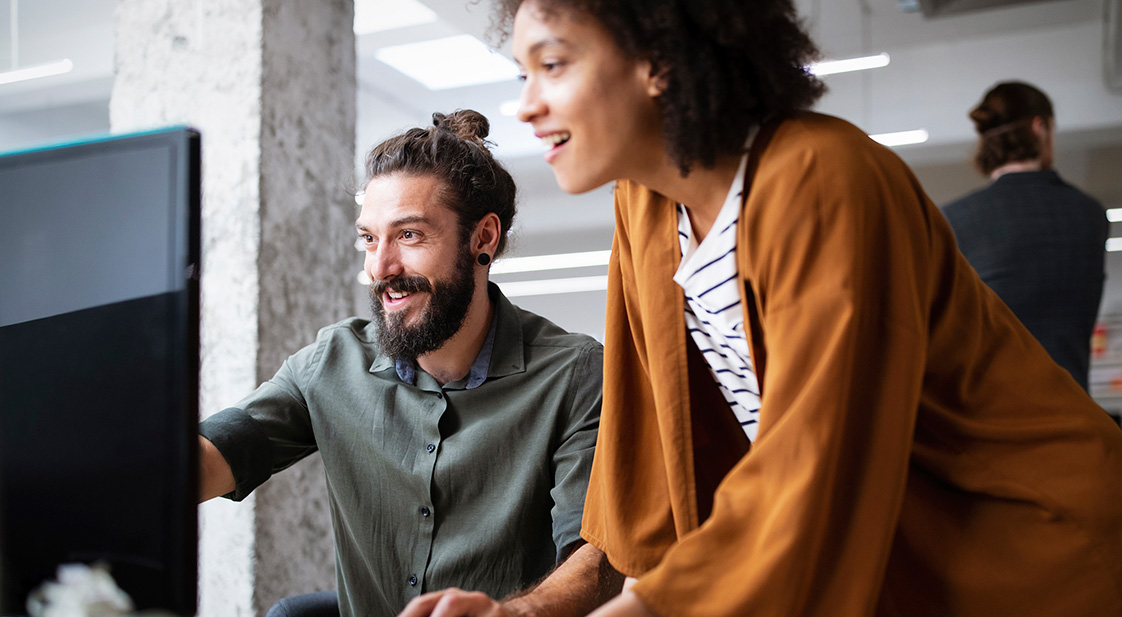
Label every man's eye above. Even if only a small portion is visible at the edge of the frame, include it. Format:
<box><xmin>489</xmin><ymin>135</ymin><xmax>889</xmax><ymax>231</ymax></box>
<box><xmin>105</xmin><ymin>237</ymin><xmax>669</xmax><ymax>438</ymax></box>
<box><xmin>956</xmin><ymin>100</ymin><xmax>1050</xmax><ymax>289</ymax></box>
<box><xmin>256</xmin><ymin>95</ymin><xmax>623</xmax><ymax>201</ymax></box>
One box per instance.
<box><xmin>401</xmin><ymin>230</ymin><xmax>417</xmax><ymax>240</ymax></box>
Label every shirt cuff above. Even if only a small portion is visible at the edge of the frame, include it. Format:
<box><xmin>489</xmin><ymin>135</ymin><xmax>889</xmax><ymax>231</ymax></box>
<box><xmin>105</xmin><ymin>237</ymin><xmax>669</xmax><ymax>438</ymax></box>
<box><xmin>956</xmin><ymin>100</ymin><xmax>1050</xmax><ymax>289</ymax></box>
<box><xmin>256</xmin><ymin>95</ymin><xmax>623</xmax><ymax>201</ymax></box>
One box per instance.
<box><xmin>198</xmin><ymin>407</ymin><xmax>273</xmax><ymax>501</ymax></box>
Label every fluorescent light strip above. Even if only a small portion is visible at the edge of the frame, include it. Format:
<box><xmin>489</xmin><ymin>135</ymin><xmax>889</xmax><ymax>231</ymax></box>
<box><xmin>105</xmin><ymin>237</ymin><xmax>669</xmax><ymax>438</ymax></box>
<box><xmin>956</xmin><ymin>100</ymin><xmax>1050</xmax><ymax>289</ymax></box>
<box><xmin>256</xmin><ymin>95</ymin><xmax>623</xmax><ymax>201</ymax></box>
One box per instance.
<box><xmin>498</xmin><ymin>275</ymin><xmax>608</xmax><ymax>298</ymax></box>
<box><xmin>1107</xmin><ymin>208</ymin><xmax>1122</xmax><ymax>223</ymax></box>
<box><xmin>809</xmin><ymin>53</ymin><xmax>890</xmax><ymax>77</ymax></box>
<box><xmin>1108</xmin><ymin>238</ymin><xmax>1122</xmax><ymax>252</ymax></box>
<box><xmin>870</xmin><ymin>129</ymin><xmax>929</xmax><ymax>147</ymax></box>
<box><xmin>491</xmin><ymin>250</ymin><xmax>611</xmax><ymax>274</ymax></box>
<box><xmin>0</xmin><ymin>58</ymin><xmax>73</xmax><ymax>86</ymax></box>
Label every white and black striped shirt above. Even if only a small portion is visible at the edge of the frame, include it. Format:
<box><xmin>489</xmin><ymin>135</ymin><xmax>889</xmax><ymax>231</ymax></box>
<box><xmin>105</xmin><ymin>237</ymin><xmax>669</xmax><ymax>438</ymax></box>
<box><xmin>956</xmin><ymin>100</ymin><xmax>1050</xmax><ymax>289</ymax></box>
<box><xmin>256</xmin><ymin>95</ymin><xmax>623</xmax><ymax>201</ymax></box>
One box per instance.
<box><xmin>673</xmin><ymin>151</ymin><xmax>761</xmax><ymax>442</ymax></box>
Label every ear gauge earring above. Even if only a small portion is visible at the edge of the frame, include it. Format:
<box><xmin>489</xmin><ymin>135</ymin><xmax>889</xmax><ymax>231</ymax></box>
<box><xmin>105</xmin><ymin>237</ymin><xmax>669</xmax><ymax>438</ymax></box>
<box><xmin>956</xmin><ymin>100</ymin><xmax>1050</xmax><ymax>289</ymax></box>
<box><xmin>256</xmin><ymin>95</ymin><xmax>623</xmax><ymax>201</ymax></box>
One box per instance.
<box><xmin>477</xmin><ymin>253</ymin><xmax>491</xmax><ymax>266</ymax></box>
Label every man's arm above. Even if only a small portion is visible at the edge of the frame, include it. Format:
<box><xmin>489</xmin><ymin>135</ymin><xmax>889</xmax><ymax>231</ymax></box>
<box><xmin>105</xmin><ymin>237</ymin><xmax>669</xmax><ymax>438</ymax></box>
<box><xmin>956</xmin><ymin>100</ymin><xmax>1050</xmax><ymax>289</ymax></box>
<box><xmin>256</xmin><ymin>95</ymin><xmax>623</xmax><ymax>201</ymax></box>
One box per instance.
<box><xmin>198</xmin><ymin>435</ymin><xmax>235</xmax><ymax>502</ymax></box>
<box><xmin>397</xmin><ymin>542</ymin><xmax>624</xmax><ymax>617</ymax></box>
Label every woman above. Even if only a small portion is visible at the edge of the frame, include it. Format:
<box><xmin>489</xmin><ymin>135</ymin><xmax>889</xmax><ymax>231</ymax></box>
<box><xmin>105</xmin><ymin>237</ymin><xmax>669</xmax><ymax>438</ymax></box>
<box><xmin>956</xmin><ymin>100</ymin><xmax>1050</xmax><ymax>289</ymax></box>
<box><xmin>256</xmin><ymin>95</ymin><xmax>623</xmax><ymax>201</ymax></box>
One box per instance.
<box><xmin>401</xmin><ymin>2</ymin><xmax>1122</xmax><ymax>616</ymax></box>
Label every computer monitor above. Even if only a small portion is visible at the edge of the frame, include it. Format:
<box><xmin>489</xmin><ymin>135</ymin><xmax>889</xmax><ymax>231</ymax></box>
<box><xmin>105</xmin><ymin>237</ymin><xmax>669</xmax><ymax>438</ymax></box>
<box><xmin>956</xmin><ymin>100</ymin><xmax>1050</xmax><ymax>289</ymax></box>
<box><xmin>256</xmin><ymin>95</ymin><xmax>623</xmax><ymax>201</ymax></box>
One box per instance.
<box><xmin>0</xmin><ymin>127</ymin><xmax>200</xmax><ymax>616</ymax></box>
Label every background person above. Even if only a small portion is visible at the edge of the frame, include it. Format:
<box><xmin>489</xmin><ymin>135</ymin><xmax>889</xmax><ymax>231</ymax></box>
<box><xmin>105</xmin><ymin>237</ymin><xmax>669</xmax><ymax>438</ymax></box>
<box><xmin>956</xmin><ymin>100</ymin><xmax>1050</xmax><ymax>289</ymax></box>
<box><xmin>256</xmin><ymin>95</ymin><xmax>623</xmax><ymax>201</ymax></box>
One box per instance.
<box><xmin>197</xmin><ymin>109</ymin><xmax>605</xmax><ymax>617</ymax></box>
<box><xmin>942</xmin><ymin>81</ymin><xmax>1108</xmax><ymax>391</ymax></box>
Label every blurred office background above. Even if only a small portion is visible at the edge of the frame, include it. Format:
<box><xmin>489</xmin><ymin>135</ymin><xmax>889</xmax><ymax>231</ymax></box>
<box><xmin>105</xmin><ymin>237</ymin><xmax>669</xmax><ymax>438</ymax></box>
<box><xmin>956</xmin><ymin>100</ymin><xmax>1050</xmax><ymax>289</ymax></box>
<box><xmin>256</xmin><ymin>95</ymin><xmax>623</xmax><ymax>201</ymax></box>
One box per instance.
<box><xmin>5</xmin><ymin>0</ymin><xmax>1122</xmax><ymax>342</ymax></box>
<box><xmin>2</xmin><ymin>0</ymin><xmax>1121</xmax><ymax>614</ymax></box>
<box><xmin>5</xmin><ymin>0</ymin><xmax>1122</xmax><ymax>327</ymax></box>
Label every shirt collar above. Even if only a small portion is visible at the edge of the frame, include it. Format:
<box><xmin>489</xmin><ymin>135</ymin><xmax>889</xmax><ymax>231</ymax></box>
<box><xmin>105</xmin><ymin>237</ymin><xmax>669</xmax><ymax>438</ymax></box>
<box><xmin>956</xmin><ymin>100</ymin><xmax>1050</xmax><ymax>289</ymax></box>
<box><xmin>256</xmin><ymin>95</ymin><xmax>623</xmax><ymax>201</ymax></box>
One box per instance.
<box><xmin>992</xmin><ymin>168</ymin><xmax>1062</xmax><ymax>186</ymax></box>
<box><xmin>392</xmin><ymin>309</ymin><xmax>498</xmax><ymax>389</ymax></box>
<box><xmin>372</xmin><ymin>282</ymin><xmax>525</xmax><ymax>387</ymax></box>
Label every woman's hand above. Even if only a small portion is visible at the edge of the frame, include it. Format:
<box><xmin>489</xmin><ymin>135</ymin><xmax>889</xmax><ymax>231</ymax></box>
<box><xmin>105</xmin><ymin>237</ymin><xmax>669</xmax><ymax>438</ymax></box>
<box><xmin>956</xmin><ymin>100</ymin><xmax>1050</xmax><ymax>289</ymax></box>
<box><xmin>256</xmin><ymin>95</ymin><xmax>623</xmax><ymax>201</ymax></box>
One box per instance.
<box><xmin>586</xmin><ymin>591</ymin><xmax>658</xmax><ymax>617</ymax></box>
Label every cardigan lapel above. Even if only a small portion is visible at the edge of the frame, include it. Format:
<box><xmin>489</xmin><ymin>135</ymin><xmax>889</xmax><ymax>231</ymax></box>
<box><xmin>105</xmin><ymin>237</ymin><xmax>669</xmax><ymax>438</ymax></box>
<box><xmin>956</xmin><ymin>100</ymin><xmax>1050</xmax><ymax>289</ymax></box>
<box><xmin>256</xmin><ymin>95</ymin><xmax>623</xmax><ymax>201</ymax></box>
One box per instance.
<box><xmin>735</xmin><ymin>119</ymin><xmax>782</xmax><ymax>400</ymax></box>
<box><xmin>629</xmin><ymin>119</ymin><xmax>780</xmax><ymax>536</ymax></box>
<box><xmin>629</xmin><ymin>185</ymin><xmax>703</xmax><ymax>534</ymax></box>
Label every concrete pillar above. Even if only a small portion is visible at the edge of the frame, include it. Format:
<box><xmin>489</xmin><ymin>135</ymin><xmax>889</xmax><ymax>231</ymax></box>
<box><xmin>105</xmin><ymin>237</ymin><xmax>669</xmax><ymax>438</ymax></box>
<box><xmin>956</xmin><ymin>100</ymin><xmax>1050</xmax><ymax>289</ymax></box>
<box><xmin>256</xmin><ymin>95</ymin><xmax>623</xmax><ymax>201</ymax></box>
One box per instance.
<box><xmin>110</xmin><ymin>1</ymin><xmax>356</xmax><ymax>615</ymax></box>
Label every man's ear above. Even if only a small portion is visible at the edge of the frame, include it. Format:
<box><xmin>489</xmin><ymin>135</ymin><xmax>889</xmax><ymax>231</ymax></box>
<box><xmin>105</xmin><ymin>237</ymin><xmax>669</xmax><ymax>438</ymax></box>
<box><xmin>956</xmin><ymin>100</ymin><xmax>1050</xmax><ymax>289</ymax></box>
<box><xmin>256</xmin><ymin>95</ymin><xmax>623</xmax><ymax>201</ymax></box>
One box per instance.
<box><xmin>473</xmin><ymin>212</ymin><xmax>502</xmax><ymax>256</ymax></box>
<box><xmin>1031</xmin><ymin>116</ymin><xmax>1047</xmax><ymax>135</ymax></box>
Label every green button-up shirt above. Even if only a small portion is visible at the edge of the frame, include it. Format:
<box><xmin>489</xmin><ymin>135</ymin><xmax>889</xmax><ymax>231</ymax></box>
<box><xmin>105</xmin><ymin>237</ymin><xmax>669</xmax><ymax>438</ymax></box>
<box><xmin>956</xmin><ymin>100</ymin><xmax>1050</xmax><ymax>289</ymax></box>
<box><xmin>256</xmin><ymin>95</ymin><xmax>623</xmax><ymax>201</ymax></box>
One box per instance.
<box><xmin>199</xmin><ymin>285</ymin><xmax>603</xmax><ymax>617</ymax></box>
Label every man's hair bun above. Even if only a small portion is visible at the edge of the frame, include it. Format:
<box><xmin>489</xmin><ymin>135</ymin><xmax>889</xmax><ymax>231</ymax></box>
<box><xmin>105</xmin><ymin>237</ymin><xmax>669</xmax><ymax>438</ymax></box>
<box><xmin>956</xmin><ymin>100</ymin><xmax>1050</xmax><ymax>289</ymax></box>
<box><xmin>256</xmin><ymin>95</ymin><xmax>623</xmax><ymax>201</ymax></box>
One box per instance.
<box><xmin>968</xmin><ymin>105</ymin><xmax>1003</xmax><ymax>134</ymax></box>
<box><xmin>433</xmin><ymin>109</ymin><xmax>491</xmax><ymax>142</ymax></box>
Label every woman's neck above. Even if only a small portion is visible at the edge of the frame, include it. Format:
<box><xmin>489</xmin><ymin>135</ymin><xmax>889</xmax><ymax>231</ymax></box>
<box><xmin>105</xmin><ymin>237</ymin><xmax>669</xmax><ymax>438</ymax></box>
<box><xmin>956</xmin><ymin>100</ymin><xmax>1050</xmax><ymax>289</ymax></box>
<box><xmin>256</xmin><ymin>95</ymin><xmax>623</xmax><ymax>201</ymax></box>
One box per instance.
<box><xmin>634</xmin><ymin>152</ymin><xmax>744</xmax><ymax>242</ymax></box>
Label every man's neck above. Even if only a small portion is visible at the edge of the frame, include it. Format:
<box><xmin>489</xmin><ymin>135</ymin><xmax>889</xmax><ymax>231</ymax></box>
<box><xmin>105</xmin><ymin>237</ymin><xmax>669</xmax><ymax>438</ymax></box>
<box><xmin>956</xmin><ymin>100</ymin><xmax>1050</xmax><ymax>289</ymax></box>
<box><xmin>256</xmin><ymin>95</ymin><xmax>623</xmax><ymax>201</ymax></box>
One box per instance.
<box><xmin>990</xmin><ymin>159</ymin><xmax>1044</xmax><ymax>180</ymax></box>
<box><xmin>416</xmin><ymin>282</ymin><xmax>494</xmax><ymax>386</ymax></box>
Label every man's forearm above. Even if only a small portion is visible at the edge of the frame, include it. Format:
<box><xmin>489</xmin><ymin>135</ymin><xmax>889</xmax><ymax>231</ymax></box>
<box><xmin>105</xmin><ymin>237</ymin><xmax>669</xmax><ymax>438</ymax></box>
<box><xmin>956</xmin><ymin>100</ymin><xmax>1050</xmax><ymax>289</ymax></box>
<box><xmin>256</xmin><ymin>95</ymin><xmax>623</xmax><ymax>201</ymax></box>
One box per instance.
<box><xmin>503</xmin><ymin>542</ymin><xmax>624</xmax><ymax>617</ymax></box>
<box><xmin>198</xmin><ymin>435</ymin><xmax>236</xmax><ymax>502</ymax></box>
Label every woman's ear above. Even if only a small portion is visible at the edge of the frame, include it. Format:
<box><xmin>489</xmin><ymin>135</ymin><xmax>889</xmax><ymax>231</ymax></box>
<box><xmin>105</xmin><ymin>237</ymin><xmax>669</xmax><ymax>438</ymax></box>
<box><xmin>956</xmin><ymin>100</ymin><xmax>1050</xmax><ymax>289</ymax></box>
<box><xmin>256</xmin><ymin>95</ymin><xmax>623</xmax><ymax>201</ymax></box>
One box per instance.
<box><xmin>647</xmin><ymin>64</ymin><xmax>669</xmax><ymax>97</ymax></box>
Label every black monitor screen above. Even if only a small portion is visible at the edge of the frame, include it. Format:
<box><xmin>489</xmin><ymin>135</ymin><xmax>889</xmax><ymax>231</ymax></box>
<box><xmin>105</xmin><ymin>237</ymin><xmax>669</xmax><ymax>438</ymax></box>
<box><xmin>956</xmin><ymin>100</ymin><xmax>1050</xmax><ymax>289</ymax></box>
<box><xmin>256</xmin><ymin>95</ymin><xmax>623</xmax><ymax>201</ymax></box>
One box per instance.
<box><xmin>0</xmin><ymin>127</ymin><xmax>200</xmax><ymax>616</ymax></box>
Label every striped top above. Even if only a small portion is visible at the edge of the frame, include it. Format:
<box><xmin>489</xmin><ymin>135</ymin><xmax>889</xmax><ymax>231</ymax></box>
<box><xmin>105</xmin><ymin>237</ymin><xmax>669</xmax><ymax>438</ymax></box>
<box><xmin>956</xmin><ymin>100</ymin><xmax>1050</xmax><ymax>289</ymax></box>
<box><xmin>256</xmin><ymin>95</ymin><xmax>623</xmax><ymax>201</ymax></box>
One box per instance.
<box><xmin>673</xmin><ymin>151</ymin><xmax>760</xmax><ymax>442</ymax></box>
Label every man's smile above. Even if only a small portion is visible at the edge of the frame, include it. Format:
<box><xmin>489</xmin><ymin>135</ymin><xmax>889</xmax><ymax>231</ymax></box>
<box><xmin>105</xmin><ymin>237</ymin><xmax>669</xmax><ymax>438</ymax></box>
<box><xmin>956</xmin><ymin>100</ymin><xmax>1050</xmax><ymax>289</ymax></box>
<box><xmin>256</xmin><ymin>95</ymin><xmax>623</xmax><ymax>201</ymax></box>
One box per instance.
<box><xmin>383</xmin><ymin>288</ymin><xmax>424</xmax><ymax>311</ymax></box>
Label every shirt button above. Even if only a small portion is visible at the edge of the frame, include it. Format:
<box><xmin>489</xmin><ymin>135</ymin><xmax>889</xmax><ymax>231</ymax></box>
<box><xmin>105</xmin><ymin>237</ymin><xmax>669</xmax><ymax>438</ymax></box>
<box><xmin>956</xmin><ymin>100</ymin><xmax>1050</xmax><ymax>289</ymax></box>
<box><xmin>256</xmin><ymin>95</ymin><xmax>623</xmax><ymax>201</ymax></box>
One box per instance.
<box><xmin>408</xmin><ymin>575</ymin><xmax>417</xmax><ymax>586</ymax></box>
<box><xmin>426</xmin><ymin>443</ymin><xmax>436</xmax><ymax>453</ymax></box>
<box><xmin>421</xmin><ymin>506</ymin><xmax>431</xmax><ymax>518</ymax></box>
<box><xmin>436</xmin><ymin>392</ymin><xmax>444</xmax><ymax>399</ymax></box>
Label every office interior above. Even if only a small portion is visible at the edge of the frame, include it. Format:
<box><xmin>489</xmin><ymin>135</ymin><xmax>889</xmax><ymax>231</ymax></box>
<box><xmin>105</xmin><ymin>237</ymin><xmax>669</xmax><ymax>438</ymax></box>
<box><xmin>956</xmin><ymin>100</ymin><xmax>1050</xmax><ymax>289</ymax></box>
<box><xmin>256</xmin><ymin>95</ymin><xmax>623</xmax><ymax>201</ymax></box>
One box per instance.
<box><xmin>2</xmin><ymin>0</ymin><xmax>1121</xmax><ymax>615</ymax></box>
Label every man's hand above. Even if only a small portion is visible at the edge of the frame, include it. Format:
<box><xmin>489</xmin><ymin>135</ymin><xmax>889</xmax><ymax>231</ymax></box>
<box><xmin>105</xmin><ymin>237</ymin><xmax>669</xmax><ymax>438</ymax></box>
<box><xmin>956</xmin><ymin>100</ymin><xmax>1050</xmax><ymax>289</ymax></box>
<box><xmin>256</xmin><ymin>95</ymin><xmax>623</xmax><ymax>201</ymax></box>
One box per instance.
<box><xmin>398</xmin><ymin>589</ymin><xmax>508</xmax><ymax>617</ymax></box>
<box><xmin>395</xmin><ymin>543</ymin><xmax>624</xmax><ymax>617</ymax></box>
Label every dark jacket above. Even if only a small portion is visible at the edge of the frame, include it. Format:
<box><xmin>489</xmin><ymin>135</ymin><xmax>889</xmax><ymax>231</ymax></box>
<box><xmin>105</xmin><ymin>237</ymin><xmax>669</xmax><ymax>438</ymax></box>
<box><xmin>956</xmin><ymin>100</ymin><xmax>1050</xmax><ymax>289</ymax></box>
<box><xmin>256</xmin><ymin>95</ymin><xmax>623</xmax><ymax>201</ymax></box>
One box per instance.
<box><xmin>942</xmin><ymin>169</ymin><xmax>1108</xmax><ymax>390</ymax></box>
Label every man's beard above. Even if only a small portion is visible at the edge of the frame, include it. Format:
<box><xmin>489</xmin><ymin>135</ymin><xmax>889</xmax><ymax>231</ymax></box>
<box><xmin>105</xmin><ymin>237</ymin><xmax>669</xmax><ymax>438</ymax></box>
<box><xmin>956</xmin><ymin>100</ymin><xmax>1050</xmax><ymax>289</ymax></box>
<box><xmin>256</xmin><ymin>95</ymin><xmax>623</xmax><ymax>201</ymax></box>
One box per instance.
<box><xmin>369</xmin><ymin>245</ymin><xmax>476</xmax><ymax>361</ymax></box>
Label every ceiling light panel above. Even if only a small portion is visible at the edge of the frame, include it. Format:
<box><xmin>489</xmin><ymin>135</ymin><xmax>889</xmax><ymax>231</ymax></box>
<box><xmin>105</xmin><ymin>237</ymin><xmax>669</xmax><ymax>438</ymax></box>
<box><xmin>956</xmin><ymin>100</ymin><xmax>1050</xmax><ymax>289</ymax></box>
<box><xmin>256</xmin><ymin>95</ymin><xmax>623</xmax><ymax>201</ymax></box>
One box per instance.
<box><xmin>499</xmin><ymin>99</ymin><xmax>520</xmax><ymax>117</ymax></box>
<box><xmin>0</xmin><ymin>59</ymin><xmax>73</xmax><ymax>86</ymax></box>
<box><xmin>809</xmin><ymin>53</ymin><xmax>891</xmax><ymax>76</ymax></box>
<box><xmin>869</xmin><ymin>129</ymin><xmax>929</xmax><ymax>147</ymax></box>
<box><xmin>491</xmin><ymin>250</ymin><xmax>612</xmax><ymax>274</ymax></box>
<box><xmin>354</xmin><ymin>0</ymin><xmax>438</xmax><ymax>35</ymax></box>
<box><xmin>374</xmin><ymin>34</ymin><xmax>519</xmax><ymax>90</ymax></box>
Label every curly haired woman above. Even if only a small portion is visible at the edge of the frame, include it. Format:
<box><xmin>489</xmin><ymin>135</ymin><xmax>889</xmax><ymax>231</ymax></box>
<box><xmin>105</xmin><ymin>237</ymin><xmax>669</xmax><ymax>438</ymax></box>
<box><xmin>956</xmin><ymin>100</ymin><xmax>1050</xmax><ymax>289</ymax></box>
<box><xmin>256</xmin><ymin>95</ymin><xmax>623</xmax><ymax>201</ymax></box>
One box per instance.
<box><xmin>399</xmin><ymin>3</ymin><xmax>1122</xmax><ymax>617</ymax></box>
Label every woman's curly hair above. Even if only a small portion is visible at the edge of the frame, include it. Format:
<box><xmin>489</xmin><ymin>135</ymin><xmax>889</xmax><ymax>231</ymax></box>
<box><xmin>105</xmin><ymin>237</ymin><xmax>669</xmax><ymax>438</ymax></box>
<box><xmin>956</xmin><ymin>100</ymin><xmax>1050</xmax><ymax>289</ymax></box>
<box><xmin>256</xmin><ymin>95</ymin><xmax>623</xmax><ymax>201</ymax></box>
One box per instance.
<box><xmin>491</xmin><ymin>0</ymin><xmax>826</xmax><ymax>175</ymax></box>
<box><xmin>969</xmin><ymin>81</ymin><xmax>1053</xmax><ymax>177</ymax></box>
<box><xmin>364</xmin><ymin>109</ymin><xmax>517</xmax><ymax>257</ymax></box>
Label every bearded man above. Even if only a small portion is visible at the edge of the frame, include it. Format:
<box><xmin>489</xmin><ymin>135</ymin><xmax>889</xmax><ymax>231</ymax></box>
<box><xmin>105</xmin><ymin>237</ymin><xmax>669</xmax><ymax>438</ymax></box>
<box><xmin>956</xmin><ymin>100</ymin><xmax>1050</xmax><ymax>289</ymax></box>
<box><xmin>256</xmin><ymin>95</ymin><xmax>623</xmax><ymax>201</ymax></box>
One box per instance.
<box><xmin>196</xmin><ymin>110</ymin><xmax>605</xmax><ymax>617</ymax></box>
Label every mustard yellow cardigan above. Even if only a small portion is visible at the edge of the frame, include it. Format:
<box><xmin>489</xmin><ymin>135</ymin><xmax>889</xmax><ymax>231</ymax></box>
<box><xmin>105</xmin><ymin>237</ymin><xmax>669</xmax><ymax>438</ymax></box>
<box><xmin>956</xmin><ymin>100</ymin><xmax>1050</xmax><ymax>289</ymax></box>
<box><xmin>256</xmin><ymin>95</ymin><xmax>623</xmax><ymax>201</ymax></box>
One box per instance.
<box><xmin>582</xmin><ymin>112</ymin><xmax>1122</xmax><ymax>616</ymax></box>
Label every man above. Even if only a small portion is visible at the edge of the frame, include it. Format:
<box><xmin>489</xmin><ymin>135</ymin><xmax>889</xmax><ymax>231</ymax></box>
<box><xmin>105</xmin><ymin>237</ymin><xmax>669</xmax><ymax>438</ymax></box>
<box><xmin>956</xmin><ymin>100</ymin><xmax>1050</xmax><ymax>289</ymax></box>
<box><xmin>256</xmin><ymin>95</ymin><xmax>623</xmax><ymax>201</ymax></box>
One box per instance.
<box><xmin>943</xmin><ymin>81</ymin><xmax>1108</xmax><ymax>391</ymax></box>
<box><xmin>197</xmin><ymin>110</ymin><xmax>604</xmax><ymax>617</ymax></box>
